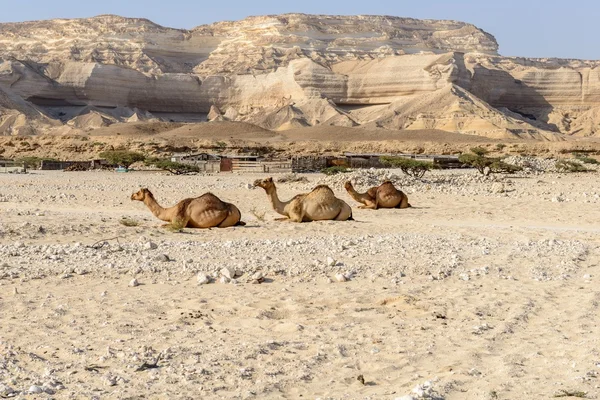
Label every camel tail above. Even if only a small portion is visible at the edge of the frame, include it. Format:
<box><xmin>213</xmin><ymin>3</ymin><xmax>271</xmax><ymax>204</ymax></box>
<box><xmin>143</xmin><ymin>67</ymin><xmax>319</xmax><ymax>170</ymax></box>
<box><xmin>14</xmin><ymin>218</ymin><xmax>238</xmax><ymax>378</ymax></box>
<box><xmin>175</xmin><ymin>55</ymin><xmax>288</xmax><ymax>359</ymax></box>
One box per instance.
<box><xmin>236</xmin><ymin>220</ymin><xmax>247</xmax><ymax>226</ymax></box>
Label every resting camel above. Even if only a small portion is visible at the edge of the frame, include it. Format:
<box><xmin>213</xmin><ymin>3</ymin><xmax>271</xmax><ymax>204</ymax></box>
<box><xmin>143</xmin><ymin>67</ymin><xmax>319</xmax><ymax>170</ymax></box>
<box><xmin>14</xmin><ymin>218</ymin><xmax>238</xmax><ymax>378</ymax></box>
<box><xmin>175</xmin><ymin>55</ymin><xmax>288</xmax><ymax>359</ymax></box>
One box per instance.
<box><xmin>130</xmin><ymin>188</ymin><xmax>245</xmax><ymax>228</ymax></box>
<box><xmin>254</xmin><ymin>177</ymin><xmax>353</xmax><ymax>222</ymax></box>
<box><xmin>344</xmin><ymin>180</ymin><xmax>411</xmax><ymax>209</ymax></box>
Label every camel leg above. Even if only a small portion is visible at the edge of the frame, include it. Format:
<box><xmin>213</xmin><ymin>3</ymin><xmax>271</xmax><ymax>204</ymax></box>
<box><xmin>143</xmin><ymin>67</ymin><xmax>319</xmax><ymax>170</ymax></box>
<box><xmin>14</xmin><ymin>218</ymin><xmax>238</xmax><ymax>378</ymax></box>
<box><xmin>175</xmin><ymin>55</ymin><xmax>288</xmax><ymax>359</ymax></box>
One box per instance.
<box><xmin>396</xmin><ymin>193</ymin><xmax>410</xmax><ymax>209</ymax></box>
<box><xmin>218</xmin><ymin>204</ymin><xmax>242</xmax><ymax>228</ymax></box>
<box><xmin>334</xmin><ymin>202</ymin><xmax>353</xmax><ymax>221</ymax></box>
<box><xmin>359</xmin><ymin>200</ymin><xmax>377</xmax><ymax>210</ymax></box>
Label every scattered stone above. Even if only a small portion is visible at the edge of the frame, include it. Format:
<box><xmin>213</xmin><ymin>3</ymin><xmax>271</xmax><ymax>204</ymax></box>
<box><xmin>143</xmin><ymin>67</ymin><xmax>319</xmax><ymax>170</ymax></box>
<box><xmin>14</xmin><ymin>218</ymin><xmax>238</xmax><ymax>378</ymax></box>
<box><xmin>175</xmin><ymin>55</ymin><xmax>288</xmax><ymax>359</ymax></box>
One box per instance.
<box><xmin>155</xmin><ymin>254</ymin><xmax>170</xmax><ymax>262</ymax></box>
<box><xmin>197</xmin><ymin>273</ymin><xmax>211</xmax><ymax>285</ymax></box>
<box><xmin>335</xmin><ymin>273</ymin><xmax>348</xmax><ymax>282</ymax></box>
<box><xmin>221</xmin><ymin>267</ymin><xmax>235</xmax><ymax>280</ymax></box>
<box><xmin>326</xmin><ymin>257</ymin><xmax>336</xmax><ymax>267</ymax></box>
<box><xmin>28</xmin><ymin>385</ymin><xmax>43</xmax><ymax>394</ymax></box>
<box><xmin>129</xmin><ymin>278</ymin><xmax>140</xmax><ymax>287</ymax></box>
<box><xmin>144</xmin><ymin>241</ymin><xmax>158</xmax><ymax>250</ymax></box>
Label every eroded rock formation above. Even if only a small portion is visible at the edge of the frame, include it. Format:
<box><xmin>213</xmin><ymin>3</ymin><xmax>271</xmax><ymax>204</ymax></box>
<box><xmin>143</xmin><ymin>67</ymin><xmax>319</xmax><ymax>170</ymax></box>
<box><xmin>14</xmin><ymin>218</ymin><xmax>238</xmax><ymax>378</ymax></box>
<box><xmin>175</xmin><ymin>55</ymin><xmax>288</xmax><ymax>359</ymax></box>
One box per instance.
<box><xmin>0</xmin><ymin>13</ymin><xmax>598</xmax><ymax>137</ymax></box>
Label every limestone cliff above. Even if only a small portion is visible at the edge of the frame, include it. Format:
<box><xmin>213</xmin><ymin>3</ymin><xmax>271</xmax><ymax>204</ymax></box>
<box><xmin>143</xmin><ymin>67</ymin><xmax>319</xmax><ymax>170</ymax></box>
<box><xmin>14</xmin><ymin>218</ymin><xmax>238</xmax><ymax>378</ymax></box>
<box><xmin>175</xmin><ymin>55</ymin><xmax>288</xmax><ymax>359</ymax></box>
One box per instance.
<box><xmin>0</xmin><ymin>14</ymin><xmax>597</xmax><ymax>138</ymax></box>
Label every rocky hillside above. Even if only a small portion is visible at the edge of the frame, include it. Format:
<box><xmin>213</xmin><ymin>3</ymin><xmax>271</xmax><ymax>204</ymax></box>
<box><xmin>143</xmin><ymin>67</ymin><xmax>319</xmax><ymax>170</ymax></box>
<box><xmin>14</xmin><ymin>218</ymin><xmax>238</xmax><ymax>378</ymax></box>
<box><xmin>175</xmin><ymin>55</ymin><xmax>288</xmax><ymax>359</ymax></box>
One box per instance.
<box><xmin>0</xmin><ymin>13</ymin><xmax>598</xmax><ymax>138</ymax></box>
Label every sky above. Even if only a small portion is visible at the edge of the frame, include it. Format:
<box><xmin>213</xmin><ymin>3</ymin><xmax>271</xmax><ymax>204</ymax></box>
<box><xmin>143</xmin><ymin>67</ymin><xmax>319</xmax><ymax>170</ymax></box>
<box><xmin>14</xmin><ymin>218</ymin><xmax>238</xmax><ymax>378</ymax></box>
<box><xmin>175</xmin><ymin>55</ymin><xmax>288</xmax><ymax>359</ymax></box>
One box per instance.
<box><xmin>0</xmin><ymin>0</ymin><xmax>596</xmax><ymax>60</ymax></box>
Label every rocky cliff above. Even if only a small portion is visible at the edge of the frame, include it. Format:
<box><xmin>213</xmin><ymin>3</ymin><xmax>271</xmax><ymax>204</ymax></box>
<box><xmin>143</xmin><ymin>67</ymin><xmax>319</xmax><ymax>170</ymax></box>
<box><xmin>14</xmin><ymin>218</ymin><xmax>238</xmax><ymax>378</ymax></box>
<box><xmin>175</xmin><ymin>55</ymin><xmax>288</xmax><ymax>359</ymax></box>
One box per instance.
<box><xmin>0</xmin><ymin>14</ymin><xmax>598</xmax><ymax>138</ymax></box>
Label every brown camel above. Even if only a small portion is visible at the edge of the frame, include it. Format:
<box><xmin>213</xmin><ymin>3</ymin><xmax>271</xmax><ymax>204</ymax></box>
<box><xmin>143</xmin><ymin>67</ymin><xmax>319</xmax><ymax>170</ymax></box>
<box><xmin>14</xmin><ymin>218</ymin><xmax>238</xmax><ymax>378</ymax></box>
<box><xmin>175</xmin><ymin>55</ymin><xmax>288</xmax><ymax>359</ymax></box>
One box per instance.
<box><xmin>131</xmin><ymin>188</ymin><xmax>245</xmax><ymax>228</ymax></box>
<box><xmin>254</xmin><ymin>177</ymin><xmax>353</xmax><ymax>222</ymax></box>
<box><xmin>344</xmin><ymin>180</ymin><xmax>411</xmax><ymax>209</ymax></box>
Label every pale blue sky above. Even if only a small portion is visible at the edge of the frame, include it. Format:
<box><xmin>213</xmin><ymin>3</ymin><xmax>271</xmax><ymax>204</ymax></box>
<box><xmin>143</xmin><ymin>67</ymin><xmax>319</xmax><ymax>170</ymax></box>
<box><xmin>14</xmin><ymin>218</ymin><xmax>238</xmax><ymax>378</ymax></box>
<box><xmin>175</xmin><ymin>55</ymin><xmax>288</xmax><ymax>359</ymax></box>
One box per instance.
<box><xmin>0</xmin><ymin>0</ymin><xmax>596</xmax><ymax>60</ymax></box>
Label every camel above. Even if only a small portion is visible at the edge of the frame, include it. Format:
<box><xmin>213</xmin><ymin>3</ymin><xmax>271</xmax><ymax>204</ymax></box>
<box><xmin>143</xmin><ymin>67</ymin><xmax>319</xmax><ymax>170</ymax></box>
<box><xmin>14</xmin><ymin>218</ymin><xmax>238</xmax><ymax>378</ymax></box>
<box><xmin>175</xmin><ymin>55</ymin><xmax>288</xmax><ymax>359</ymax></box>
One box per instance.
<box><xmin>253</xmin><ymin>177</ymin><xmax>353</xmax><ymax>222</ymax></box>
<box><xmin>130</xmin><ymin>188</ymin><xmax>245</xmax><ymax>228</ymax></box>
<box><xmin>344</xmin><ymin>180</ymin><xmax>411</xmax><ymax>209</ymax></box>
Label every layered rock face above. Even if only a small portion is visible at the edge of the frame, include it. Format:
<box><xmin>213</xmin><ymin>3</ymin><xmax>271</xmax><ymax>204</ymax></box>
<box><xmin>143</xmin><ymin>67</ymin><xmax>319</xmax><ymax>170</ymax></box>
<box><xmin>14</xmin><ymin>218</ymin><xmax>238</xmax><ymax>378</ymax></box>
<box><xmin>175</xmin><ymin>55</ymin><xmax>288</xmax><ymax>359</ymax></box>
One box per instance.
<box><xmin>0</xmin><ymin>13</ymin><xmax>598</xmax><ymax>137</ymax></box>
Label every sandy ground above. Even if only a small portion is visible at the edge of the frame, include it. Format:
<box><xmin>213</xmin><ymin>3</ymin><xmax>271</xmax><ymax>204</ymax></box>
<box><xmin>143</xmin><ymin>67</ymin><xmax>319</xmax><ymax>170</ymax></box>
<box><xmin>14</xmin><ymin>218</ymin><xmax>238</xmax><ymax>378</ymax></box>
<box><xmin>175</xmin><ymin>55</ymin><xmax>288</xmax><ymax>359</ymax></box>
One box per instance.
<box><xmin>1</xmin><ymin>168</ymin><xmax>600</xmax><ymax>399</ymax></box>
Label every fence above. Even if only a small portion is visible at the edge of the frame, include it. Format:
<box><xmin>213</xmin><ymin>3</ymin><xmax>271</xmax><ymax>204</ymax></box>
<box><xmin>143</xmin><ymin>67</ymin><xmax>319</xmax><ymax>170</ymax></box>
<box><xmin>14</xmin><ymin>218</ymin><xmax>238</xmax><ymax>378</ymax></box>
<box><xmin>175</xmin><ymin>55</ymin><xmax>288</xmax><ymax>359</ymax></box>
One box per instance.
<box><xmin>231</xmin><ymin>160</ymin><xmax>292</xmax><ymax>173</ymax></box>
<box><xmin>0</xmin><ymin>160</ymin><xmax>25</xmax><ymax>173</ymax></box>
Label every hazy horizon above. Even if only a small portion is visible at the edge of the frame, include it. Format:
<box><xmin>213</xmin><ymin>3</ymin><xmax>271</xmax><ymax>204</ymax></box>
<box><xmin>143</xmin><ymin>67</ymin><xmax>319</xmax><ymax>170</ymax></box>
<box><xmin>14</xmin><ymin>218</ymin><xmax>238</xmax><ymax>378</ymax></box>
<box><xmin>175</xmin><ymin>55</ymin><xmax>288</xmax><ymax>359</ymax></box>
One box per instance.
<box><xmin>0</xmin><ymin>0</ymin><xmax>597</xmax><ymax>60</ymax></box>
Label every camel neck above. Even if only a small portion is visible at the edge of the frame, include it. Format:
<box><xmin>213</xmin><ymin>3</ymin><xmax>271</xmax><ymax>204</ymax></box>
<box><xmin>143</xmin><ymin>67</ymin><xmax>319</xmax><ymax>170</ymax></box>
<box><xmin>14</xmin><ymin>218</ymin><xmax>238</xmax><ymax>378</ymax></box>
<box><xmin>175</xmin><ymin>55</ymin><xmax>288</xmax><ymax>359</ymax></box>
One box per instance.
<box><xmin>346</xmin><ymin>185</ymin><xmax>363</xmax><ymax>202</ymax></box>
<box><xmin>266</xmin><ymin>186</ymin><xmax>287</xmax><ymax>216</ymax></box>
<box><xmin>143</xmin><ymin>195</ymin><xmax>169</xmax><ymax>221</ymax></box>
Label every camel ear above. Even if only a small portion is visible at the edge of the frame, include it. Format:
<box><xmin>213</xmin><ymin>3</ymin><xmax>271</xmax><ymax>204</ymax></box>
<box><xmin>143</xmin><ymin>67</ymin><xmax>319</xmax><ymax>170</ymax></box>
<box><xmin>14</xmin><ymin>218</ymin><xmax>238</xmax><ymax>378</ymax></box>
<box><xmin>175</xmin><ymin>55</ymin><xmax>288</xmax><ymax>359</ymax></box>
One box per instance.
<box><xmin>266</xmin><ymin>177</ymin><xmax>273</xmax><ymax>182</ymax></box>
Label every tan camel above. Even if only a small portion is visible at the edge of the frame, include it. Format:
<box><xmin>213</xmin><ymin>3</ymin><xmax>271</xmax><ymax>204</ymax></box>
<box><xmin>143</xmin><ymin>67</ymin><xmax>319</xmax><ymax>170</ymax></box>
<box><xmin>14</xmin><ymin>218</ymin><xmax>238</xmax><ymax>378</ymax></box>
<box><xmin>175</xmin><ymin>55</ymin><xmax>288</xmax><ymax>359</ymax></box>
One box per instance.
<box><xmin>254</xmin><ymin>177</ymin><xmax>353</xmax><ymax>222</ymax></box>
<box><xmin>130</xmin><ymin>188</ymin><xmax>245</xmax><ymax>228</ymax></box>
<box><xmin>344</xmin><ymin>180</ymin><xmax>411</xmax><ymax>209</ymax></box>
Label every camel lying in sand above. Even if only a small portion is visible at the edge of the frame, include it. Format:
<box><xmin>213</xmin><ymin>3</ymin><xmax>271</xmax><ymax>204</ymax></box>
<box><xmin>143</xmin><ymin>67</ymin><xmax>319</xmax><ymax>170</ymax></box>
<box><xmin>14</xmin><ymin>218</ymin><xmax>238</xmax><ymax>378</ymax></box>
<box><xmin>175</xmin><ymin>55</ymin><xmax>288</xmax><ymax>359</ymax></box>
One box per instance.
<box><xmin>131</xmin><ymin>188</ymin><xmax>245</xmax><ymax>228</ymax></box>
<box><xmin>344</xmin><ymin>180</ymin><xmax>411</xmax><ymax>209</ymax></box>
<box><xmin>254</xmin><ymin>177</ymin><xmax>353</xmax><ymax>222</ymax></box>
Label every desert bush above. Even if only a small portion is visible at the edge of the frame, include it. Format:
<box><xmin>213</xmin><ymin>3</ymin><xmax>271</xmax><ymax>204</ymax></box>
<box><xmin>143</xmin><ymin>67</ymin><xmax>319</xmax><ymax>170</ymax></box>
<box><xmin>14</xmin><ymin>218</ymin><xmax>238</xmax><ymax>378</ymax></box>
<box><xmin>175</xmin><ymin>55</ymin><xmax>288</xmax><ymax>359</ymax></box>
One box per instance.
<box><xmin>495</xmin><ymin>143</ymin><xmax>507</xmax><ymax>151</ymax></box>
<box><xmin>119</xmin><ymin>218</ymin><xmax>140</xmax><ymax>227</ymax></box>
<box><xmin>99</xmin><ymin>150</ymin><xmax>146</xmax><ymax>168</ymax></box>
<box><xmin>321</xmin><ymin>166</ymin><xmax>349</xmax><ymax>175</ymax></box>
<box><xmin>145</xmin><ymin>158</ymin><xmax>200</xmax><ymax>175</ymax></box>
<box><xmin>573</xmin><ymin>153</ymin><xmax>599</xmax><ymax>165</ymax></box>
<box><xmin>459</xmin><ymin>152</ymin><xmax>522</xmax><ymax>175</ymax></box>
<box><xmin>470</xmin><ymin>146</ymin><xmax>489</xmax><ymax>157</ymax></box>
<box><xmin>277</xmin><ymin>173</ymin><xmax>309</xmax><ymax>183</ymax></box>
<box><xmin>380</xmin><ymin>156</ymin><xmax>435</xmax><ymax>179</ymax></box>
<box><xmin>555</xmin><ymin>159</ymin><xmax>590</xmax><ymax>173</ymax></box>
<box><xmin>249</xmin><ymin>207</ymin><xmax>266</xmax><ymax>222</ymax></box>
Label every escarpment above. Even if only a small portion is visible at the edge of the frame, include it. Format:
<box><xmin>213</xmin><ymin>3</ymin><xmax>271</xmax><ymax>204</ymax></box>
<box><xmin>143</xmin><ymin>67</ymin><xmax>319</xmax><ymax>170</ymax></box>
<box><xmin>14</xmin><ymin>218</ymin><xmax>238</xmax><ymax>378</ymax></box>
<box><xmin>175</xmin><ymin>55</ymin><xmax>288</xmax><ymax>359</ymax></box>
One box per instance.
<box><xmin>0</xmin><ymin>13</ymin><xmax>598</xmax><ymax>137</ymax></box>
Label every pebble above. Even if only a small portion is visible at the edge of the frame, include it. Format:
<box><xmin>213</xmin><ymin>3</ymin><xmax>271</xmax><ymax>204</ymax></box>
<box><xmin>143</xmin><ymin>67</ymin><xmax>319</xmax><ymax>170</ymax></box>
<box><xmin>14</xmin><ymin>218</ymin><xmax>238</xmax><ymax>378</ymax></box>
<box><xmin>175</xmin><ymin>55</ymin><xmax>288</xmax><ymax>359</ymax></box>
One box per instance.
<box><xmin>326</xmin><ymin>257</ymin><xmax>336</xmax><ymax>267</ymax></box>
<box><xmin>197</xmin><ymin>273</ymin><xmax>211</xmax><ymax>285</ymax></box>
<box><xmin>28</xmin><ymin>385</ymin><xmax>43</xmax><ymax>394</ymax></box>
<box><xmin>144</xmin><ymin>241</ymin><xmax>158</xmax><ymax>250</ymax></box>
<box><xmin>155</xmin><ymin>254</ymin><xmax>170</xmax><ymax>262</ymax></box>
<box><xmin>335</xmin><ymin>273</ymin><xmax>348</xmax><ymax>282</ymax></box>
<box><xmin>220</xmin><ymin>276</ymin><xmax>231</xmax><ymax>284</ymax></box>
<box><xmin>129</xmin><ymin>278</ymin><xmax>140</xmax><ymax>287</ymax></box>
<box><xmin>221</xmin><ymin>267</ymin><xmax>235</xmax><ymax>280</ymax></box>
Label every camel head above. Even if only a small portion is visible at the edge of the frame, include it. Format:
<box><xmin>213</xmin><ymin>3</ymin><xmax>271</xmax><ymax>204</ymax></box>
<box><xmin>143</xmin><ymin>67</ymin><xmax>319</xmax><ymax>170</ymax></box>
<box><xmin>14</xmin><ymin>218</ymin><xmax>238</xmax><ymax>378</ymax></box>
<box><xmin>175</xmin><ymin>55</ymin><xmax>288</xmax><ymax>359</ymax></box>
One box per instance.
<box><xmin>253</xmin><ymin>177</ymin><xmax>275</xmax><ymax>191</ymax></box>
<box><xmin>131</xmin><ymin>188</ymin><xmax>152</xmax><ymax>201</ymax></box>
<box><xmin>344</xmin><ymin>181</ymin><xmax>354</xmax><ymax>191</ymax></box>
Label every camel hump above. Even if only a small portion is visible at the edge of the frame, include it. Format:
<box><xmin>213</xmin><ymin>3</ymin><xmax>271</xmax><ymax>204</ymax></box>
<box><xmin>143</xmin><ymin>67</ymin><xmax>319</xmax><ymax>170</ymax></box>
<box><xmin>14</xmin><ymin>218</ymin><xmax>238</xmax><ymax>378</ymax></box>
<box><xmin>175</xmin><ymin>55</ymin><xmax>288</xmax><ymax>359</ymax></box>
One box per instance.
<box><xmin>311</xmin><ymin>185</ymin><xmax>334</xmax><ymax>194</ymax></box>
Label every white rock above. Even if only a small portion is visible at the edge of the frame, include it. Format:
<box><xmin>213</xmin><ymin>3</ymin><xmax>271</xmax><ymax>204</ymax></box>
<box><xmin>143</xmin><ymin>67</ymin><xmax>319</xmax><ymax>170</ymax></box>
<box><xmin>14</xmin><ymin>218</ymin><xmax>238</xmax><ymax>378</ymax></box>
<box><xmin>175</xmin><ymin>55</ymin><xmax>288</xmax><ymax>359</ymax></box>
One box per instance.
<box><xmin>129</xmin><ymin>278</ymin><xmax>140</xmax><ymax>287</ymax></box>
<box><xmin>219</xmin><ymin>276</ymin><xmax>231</xmax><ymax>284</ymax></box>
<box><xmin>326</xmin><ymin>257</ymin><xmax>336</xmax><ymax>267</ymax></box>
<box><xmin>221</xmin><ymin>267</ymin><xmax>235</xmax><ymax>280</ymax></box>
<box><xmin>143</xmin><ymin>241</ymin><xmax>158</xmax><ymax>250</ymax></box>
<box><xmin>29</xmin><ymin>385</ymin><xmax>43</xmax><ymax>394</ymax></box>
<box><xmin>335</xmin><ymin>273</ymin><xmax>348</xmax><ymax>282</ymax></box>
<box><xmin>584</xmin><ymin>274</ymin><xmax>592</xmax><ymax>279</ymax></box>
<box><xmin>197</xmin><ymin>273</ymin><xmax>210</xmax><ymax>285</ymax></box>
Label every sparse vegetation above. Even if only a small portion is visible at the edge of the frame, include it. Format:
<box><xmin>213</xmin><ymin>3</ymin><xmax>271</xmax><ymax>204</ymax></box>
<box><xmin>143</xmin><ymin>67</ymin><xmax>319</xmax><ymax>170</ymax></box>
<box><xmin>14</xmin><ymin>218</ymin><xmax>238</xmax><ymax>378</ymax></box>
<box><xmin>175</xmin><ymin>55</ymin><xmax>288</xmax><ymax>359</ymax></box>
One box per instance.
<box><xmin>277</xmin><ymin>173</ymin><xmax>309</xmax><ymax>183</ymax></box>
<box><xmin>214</xmin><ymin>141</ymin><xmax>227</xmax><ymax>153</ymax></box>
<box><xmin>459</xmin><ymin>147</ymin><xmax>522</xmax><ymax>175</ymax></box>
<box><xmin>573</xmin><ymin>153</ymin><xmax>599</xmax><ymax>164</ymax></box>
<box><xmin>99</xmin><ymin>150</ymin><xmax>146</xmax><ymax>168</ymax></box>
<box><xmin>495</xmin><ymin>143</ymin><xmax>507</xmax><ymax>151</ymax></box>
<box><xmin>165</xmin><ymin>218</ymin><xmax>186</xmax><ymax>232</ymax></box>
<box><xmin>380</xmin><ymin>156</ymin><xmax>435</xmax><ymax>179</ymax></box>
<box><xmin>119</xmin><ymin>218</ymin><xmax>140</xmax><ymax>227</ymax></box>
<box><xmin>555</xmin><ymin>159</ymin><xmax>590</xmax><ymax>173</ymax></box>
<box><xmin>145</xmin><ymin>158</ymin><xmax>200</xmax><ymax>175</ymax></box>
<box><xmin>249</xmin><ymin>207</ymin><xmax>266</xmax><ymax>222</ymax></box>
<box><xmin>321</xmin><ymin>166</ymin><xmax>349</xmax><ymax>175</ymax></box>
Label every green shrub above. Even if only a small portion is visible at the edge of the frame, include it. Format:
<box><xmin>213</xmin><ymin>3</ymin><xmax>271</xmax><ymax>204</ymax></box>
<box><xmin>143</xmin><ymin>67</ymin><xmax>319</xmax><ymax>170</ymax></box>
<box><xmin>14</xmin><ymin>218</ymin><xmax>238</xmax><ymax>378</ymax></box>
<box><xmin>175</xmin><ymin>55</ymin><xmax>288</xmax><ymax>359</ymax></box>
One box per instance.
<box><xmin>555</xmin><ymin>159</ymin><xmax>590</xmax><ymax>173</ymax></box>
<box><xmin>470</xmin><ymin>146</ymin><xmax>489</xmax><ymax>157</ymax></box>
<box><xmin>321</xmin><ymin>166</ymin><xmax>349</xmax><ymax>175</ymax></box>
<box><xmin>145</xmin><ymin>158</ymin><xmax>200</xmax><ymax>175</ymax></box>
<box><xmin>99</xmin><ymin>150</ymin><xmax>146</xmax><ymax>168</ymax></box>
<box><xmin>380</xmin><ymin>156</ymin><xmax>435</xmax><ymax>179</ymax></box>
<box><xmin>459</xmin><ymin>152</ymin><xmax>522</xmax><ymax>175</ymax></box>
<box><xmin>573</xmin><ymin>154</ymin><xmax>599</xmax><ymax>165</ymax></box>
<box><xmin>495</xmin><ymin>143</ymin><xmax>507</xmax><ymax>151</ymax></box>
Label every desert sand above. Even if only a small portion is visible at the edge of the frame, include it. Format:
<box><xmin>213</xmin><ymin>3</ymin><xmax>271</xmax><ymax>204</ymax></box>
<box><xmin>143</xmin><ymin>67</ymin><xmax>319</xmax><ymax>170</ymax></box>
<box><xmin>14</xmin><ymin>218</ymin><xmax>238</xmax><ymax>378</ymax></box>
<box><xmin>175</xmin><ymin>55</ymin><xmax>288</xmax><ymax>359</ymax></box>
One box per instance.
<box><xmin>1</xmin><ymin>166</ymin><xmax>599</xmax><ymax>399</ymax></box>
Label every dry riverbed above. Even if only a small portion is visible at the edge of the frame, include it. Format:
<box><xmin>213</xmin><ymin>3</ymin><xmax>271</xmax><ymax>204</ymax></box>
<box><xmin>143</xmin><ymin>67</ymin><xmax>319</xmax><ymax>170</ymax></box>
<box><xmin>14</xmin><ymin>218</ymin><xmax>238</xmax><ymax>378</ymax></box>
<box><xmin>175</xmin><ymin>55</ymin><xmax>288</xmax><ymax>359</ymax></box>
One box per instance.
<box><xmin>1</xmin><ymin>168</ymin><xmax>600</xmax><ymax>399</ymax></box>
